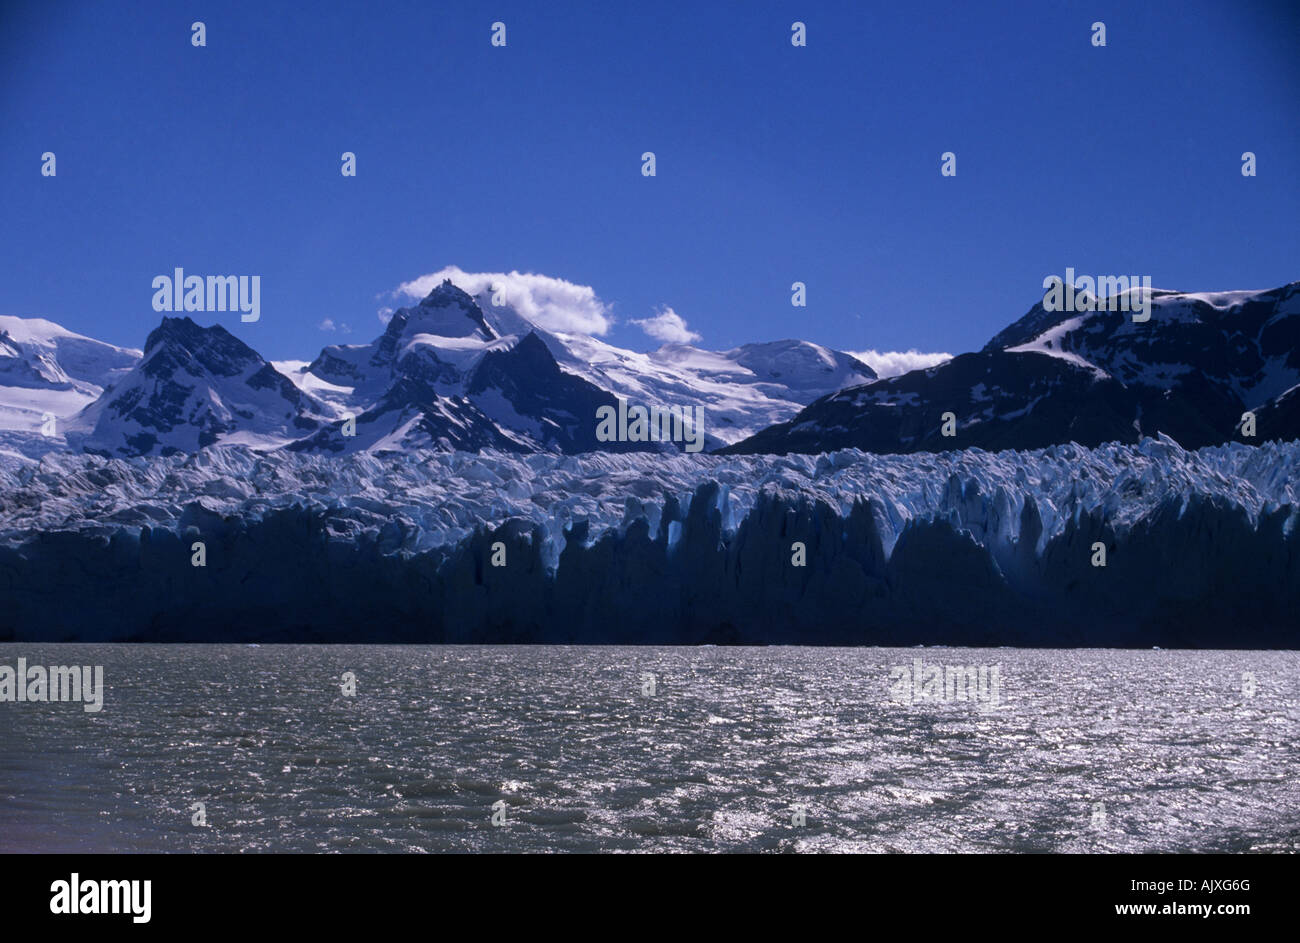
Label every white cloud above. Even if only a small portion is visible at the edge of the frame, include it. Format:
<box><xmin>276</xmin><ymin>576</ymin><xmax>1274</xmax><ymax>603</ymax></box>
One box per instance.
<box><xmin>631</xmin><ymin>306</ymin><xmax>701</xmax><ymax>345</ymax></box>
<box><xmin>377</xmin><ymin>306</ymin><xmax>394</xmax><ymax>325</ymax></box>
<box><xmin>394</xmin><ymin>265</ymin><xmax>612</xmax><ymax>335</ymax></box>
<box><xmin>318</xmin><ymin>318</ymin><xmax>336</xmax><ymax>332</ymax></box>
<box><xmin>849</xmin><ymin>348</ymin><xmax>952</xmax><ymax>378</ymax></box>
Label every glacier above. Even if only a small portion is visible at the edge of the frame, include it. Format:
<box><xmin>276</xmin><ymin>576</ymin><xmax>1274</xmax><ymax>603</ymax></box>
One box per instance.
<box><xmin>0</xmin><ymin>435</ymin><xmax>1296</xmax><ymax>645</ymax></box>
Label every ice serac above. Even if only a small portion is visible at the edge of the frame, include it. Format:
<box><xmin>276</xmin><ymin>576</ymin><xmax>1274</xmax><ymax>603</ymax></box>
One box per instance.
<box><xmin>0</xmin><ymin>438</ymin><xmax>1295</xmax><ymax>645</ymax></box>
<box><xmin>69</xmin><ymin>317</ymin><xmax>326</xmax><ymax>457</ymax></box>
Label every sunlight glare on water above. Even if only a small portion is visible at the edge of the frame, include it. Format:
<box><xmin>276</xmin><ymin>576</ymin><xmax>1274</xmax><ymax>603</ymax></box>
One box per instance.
<box><xmin>0</xmin><ymin>644</ymin><xmax>1296</xmax><ymax>853</ymax></box>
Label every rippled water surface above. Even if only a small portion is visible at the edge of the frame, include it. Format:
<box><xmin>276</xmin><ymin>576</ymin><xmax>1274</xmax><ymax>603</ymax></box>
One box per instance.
<box><xmin>1</xmin><ymin>644</ymin><xmax>1297</xmax><ymax>852</ymax></box>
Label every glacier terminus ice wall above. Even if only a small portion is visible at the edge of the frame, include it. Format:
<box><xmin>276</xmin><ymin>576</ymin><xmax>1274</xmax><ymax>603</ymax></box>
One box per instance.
<box><xmin>0</xmin><ymin>436</ymin><xmax>1296</xmax><ymax>646</ymax></box>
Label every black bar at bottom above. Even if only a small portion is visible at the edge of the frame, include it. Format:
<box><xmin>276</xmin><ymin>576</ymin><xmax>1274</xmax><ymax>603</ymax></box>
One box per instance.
<box><xmin>3</xmin><ymin>853</ymin><xmax>1286</xmax><ymax>931</ymax></box>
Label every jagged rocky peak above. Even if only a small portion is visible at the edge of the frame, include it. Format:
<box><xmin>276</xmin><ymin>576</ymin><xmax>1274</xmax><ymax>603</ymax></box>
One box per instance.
<box><xmin>69</xmin><ymin>315</ymin><xmax>325</xmax><ymax>458</ymax></box>
<box><xmin>144</xmin><ymin>315</ymin><xmax>218</xmax><ymax>349</ymax></box>
<box><xmin>141</xmin><ymin>316</ymin><xmax>259</xmax><ymax>378</ymax></box>
<box><xmin>355</xmin><ymin>281</ymin><xmax>499</xmax><ymax>381</ymax></box>
<box><xmin>419</xmin><ymin>278</ymin><xmax>474</xmax><ymax>309</ymax></box>
<box><xmin>385</xmin><ymin>278</ymin><xmax>497</xmax><ymax>341</ymax></box>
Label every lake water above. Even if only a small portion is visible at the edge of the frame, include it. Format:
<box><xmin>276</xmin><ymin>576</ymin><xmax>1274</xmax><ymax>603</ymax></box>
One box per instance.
<box><xmin>1</xmin><ymin>644</ymin><xmax>1297</xmax><ymax>853</ymax></box>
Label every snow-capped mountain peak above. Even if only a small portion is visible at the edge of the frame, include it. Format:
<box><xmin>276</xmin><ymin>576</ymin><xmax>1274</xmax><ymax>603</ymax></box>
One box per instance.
<box><xmin>995</xmin><ymin>281</ymin><xmax>1300</xmax><ymax>405</ymax></box>
<box><xmin>404</xmin><ymin>278</ymin><xmax>497</xmax><ymax>341</ymax></box>
<box><xmin>69</xmin><ymin>316</ymin><xmax>325</xmax><ymax>457</ymax></box>
<box><xmin>282</xmin><ymin>280</ymin><xmax>878</xmax><ymax>454</ymax></box>
<box><xmin>0</xmin><ymin>314</ymin><xmax>141</xmax><ymax>448</ymax></box>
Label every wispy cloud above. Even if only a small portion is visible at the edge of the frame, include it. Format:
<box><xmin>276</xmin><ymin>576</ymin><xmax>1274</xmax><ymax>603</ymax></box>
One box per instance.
<box><xmin>631</xmin><ymin>306</ymin><xmax>701</xmax><ymax>345</ymax></box>
<box><xmin>849</xmin><ymin>348</ymin><xmax>952</xmax><ymax>378</ymax></box>
<box><xmin>318</xmin><ymin>318</ymin><xmax>351</xmax><ymax>334</ymax></box>
<box><xmin>393</xmin><ymin>265</ymin><xmax>612</xmax><ymax>335</ymax></box>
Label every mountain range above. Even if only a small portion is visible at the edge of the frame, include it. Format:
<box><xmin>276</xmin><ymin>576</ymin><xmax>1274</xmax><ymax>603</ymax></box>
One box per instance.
<box><xmin>2</xmin><ymin>278</ymin><xmax>1298</xmax><ymax>460</ymax></box>
<box><xmin>2</xmin><ymin>278</ymin><xmax>1298</xmax><ymax>645</ymax></box>
<box><xmin>724</xmin><ymin>281</ymin><xmax>1300</xmax><ymax>454</ymax></box>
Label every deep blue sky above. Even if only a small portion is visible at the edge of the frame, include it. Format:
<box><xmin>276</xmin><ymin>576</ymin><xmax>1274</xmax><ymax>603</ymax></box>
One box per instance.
<box><xmin>2</xmin><ymin>0</ymin><xmax>1297</xmax><ymax>361</ymax></box>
